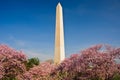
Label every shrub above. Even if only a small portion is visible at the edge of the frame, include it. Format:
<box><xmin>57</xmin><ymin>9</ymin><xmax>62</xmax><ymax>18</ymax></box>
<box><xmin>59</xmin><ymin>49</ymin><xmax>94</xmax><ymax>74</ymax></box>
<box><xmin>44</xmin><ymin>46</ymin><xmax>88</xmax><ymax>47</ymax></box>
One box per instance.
<box><xmin>25</xmin><ymin>57</ymin><xmax>40</xmax><ymax>70</ymax></box>
<box><xmin>112</xmin><ymin>73</ymin><xmax>120</xmax><ymax>80</ymax></box>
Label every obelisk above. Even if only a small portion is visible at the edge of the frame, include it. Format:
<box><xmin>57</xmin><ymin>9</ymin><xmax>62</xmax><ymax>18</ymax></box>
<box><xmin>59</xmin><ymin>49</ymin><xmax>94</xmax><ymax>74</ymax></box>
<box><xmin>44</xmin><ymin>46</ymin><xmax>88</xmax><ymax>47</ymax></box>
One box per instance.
<box><xmin>54</xmin><ymin>3</ymin><xmax>65</xmax><ymax>64</ymax></box>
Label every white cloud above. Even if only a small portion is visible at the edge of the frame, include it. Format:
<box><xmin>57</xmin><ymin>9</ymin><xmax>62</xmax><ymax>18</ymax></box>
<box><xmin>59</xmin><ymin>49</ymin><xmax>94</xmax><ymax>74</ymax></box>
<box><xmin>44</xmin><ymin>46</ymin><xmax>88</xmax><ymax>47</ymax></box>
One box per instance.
<box><xmin>8</xmin><ymin>35</ymin><xmax>54</xmax><ymax>61</ymax></box>
<box><xmin>23</xmin><ymin>49</ymin><xmax>53</xmax><ymax>62</ymax></box>
<box><xmin>9</xmin><ymin>35</ymin><xmax>26</xmax><ymax>47</ymax></box>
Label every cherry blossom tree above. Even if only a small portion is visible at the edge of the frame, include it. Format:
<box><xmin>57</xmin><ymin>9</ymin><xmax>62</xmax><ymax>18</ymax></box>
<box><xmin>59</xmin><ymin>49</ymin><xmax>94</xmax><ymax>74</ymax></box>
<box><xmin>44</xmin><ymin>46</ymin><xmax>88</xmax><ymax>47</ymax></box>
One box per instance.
<box><xmin>17</xmin><ymin>62</ymin><xmax>55</xmax><ymax>80</ymax></box>
<box><xmin>0</xmin><ymin>44</ymin><xmax>27</xmax><ymax>79</ymax></box>
<box><xmin>51</xmin><ymin>45</ymin><xmax>120</xmax><ymax>80</ymax></box>
<box><xmin>0</xmin><ymin>44</ymin><xmax>120</xmax><ymax>80</ymax></box>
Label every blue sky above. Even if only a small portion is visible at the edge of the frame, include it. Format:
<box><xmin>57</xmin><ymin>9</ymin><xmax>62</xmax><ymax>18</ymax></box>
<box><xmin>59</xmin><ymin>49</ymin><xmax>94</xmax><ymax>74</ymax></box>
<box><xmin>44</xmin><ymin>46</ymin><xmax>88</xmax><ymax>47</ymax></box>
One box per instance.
<box><xmin>0</xmin><ymin>0</ymin><xmax>120</xmax><ymax>61</ymax></box>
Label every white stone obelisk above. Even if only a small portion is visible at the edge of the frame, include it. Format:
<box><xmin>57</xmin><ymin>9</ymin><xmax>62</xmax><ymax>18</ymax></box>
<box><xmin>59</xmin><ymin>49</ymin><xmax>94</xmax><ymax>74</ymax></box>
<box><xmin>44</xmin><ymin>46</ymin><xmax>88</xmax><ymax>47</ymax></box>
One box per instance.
<box><xmin>54</xmin><ymin>3</ymin><xmax>65</xmax><ymax>64</ymax></box>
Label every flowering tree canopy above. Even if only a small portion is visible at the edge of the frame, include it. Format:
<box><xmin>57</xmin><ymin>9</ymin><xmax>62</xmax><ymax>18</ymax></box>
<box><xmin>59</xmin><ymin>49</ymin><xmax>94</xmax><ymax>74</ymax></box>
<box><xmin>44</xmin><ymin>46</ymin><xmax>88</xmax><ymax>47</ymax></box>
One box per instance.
<box><xmin>52</xmin><ymin>45</ymin><xmax>120</xmax><ymax>80</ymax></box>
<box><xmin>0</xmin><ymin>44</ymin><xmax>120</xmax><ymax>80</ymax></box>
<box><xmin>17</xmin><ymin>62</ymin><xmax>55</xmax><ymax>80</ymax></box>
<box><xmin>0</xmin><ymin>45</ymin><xmax>27</xmax><ymax>79</ymax></box>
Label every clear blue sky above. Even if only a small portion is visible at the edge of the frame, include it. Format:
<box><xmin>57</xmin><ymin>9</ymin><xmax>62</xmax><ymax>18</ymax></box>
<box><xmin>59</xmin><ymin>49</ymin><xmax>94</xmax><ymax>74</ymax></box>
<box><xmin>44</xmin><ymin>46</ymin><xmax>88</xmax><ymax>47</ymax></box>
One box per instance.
<box><xmin>0</xmin><ymin>0</ymin><xmax>120</xmax><ymax>61</ymax></box>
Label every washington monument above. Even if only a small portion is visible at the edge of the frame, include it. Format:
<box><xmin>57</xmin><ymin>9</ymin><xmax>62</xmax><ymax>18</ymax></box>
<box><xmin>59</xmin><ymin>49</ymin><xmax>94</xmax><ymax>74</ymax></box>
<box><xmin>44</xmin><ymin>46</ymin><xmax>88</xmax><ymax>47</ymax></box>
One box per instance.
<box><xmin>54</xmin><ymin>3</ymin><xmax>65</xmax><ymax>64</ymax></box>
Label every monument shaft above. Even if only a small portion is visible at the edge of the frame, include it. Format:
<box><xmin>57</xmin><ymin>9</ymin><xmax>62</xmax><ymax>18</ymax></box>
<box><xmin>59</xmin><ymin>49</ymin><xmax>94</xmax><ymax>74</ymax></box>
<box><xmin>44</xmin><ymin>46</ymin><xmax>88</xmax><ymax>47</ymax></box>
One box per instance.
<box><xmin>54</xmin><ymin>3</ymin><xmax>65</xmax><ymax>64</ymax></box>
